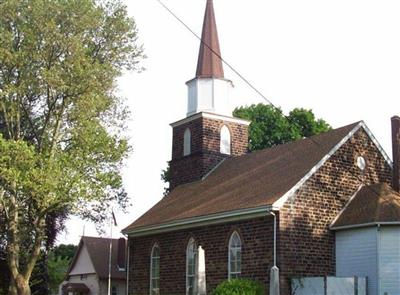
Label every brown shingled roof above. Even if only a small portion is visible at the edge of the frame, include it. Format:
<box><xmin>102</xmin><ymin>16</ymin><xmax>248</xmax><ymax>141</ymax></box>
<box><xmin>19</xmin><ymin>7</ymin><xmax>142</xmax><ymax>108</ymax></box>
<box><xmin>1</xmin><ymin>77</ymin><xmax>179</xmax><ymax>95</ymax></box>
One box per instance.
<box><xmin>196</xmin><ymin>0</ymin><xmax>224</xmax><ymax>78</ymax></box>
<box><xmin>125</xmin><ymin>122</ymin><xmax>360</xmax><ymax>233</ymax></box>
<box><xmin>331</xmin><ymin>183</ymin><xmax>400</xmax><ymax>229</ymax></box>
<box><xmin>68</xmin><ymin>237</ymin><xmax>126</xmax><ymax>280</ymax></box>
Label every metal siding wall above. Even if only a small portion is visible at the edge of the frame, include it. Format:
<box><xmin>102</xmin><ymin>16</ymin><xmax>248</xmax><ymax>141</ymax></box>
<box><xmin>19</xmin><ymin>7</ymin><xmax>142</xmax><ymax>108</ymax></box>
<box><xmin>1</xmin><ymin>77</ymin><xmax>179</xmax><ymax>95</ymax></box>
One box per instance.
<box><xmin>336</xmin><ymin>227</ymin><xmax>378</xmax><ymax>295</ymax></box>
<box><xmin>379</xmin><ymin>227</ymin><xmax>400</xmax><ymax>295</ymax></box>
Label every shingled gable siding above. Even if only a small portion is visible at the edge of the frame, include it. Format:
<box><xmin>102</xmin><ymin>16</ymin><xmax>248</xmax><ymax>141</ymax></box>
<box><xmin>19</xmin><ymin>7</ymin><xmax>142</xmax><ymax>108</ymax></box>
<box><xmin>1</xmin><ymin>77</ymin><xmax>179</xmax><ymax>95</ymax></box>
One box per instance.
<box><xmin>278</xmin><ymin>128</ymin><xmax>392</xmax><ymax>294</ymax></box>
<box><xmin>170</xmin><ymin>116</ymin><xmax>248</xmax><ymax>189</ymax></box>
<box><xmin>128</xmin><ymin>216</ymin><xmax>274</xmax><ymax>295</ymax></box>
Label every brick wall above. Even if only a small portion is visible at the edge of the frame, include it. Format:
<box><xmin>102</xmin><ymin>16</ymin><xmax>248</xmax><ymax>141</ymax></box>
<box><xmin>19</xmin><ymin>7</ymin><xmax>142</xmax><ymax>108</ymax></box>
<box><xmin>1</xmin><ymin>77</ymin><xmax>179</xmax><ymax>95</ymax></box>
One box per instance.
<box><xmin>129</xmin><ymin>127</ymin><xmax>392</xmax><ymax>295</ymax></box>
<box><xmin>128</xmin><ymin>216</ymin><xmax>274</xmax><ymax>295</ymax></box>
<box><xmin>278</xmin><ymin>128</ymin><xmax>392</xmax><ymax>293</ymax></box>
<box><xmin>170</xmin><ymin>115</ymin><xmax>248</xmax><ymax>189</ymax></box>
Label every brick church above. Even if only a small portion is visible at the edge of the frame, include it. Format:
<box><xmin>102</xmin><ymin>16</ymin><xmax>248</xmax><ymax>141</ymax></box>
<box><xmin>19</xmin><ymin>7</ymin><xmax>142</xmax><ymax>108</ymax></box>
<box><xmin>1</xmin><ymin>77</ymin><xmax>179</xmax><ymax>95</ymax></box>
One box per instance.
<box><xmin>123</xmin><ymin>1</ymin><xmax>400</xmax><ymax>294</ymax></box>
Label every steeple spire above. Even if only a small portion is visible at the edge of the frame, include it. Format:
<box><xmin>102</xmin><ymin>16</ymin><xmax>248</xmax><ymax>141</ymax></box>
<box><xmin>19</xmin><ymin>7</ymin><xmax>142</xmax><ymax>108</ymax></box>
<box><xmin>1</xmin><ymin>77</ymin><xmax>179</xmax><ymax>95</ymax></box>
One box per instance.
<box><xmin>186</xmin><ymin>0</ymin><xmax>232</xmax><ymax>117</ymax></box>
<box><xmin>196</xmin><ymin>0</ymin><xmax>224</xmax><ymax>78</ymax></box>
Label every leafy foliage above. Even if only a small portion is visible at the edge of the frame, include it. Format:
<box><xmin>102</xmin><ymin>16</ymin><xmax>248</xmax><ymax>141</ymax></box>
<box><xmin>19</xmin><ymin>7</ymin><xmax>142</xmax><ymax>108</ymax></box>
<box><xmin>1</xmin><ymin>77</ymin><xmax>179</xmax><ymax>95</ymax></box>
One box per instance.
<box><xmin>51</xmin><ymin>244</ymin><xmax>77</xmax><ymax>261</ymax></box>
<box><xmin>213</xmin><ymin>279</ymin><xmax>265</xmax><ymax>295</ymax></box>
<box><xmin>0</xmin><ymin>0</ymin><xmax>143</xmax><ymax>293</ymax></box>
<box><xmin>48</xmin><ymin>255</ymin><xmax>70</xmax><ymax>294</ymax></box>
<box><xmin>161</xmin><ymin>162</ymin><xmax>171</xmax><ymax>196</ymax></box>
<box><xmin>233</xmin><ymin>104</ymin><xmax>331</xmax><ymax>151</ymax></box>
<box><xmin>47</xmin><ymin>244</ymin><xmax>77</xmax><ymax>294</ymax></box>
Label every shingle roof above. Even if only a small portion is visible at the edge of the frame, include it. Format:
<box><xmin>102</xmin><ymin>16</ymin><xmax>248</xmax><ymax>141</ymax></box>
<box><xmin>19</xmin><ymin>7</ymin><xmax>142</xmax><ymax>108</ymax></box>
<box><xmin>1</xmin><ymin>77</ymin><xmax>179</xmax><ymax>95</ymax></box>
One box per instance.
<box><xmin>68</xmin><ymin>237</ymin><xmax>126</xmax><ymax>280</ymax></box>
<box><xmin>331</xmin><ymin>183</ymin><xmax>400</xmax><ymax>229</ymax></box>
<box><xmin>124</xmin><ymin>122</ymin><xmax>360</xmax><ymax>233</ymax></box>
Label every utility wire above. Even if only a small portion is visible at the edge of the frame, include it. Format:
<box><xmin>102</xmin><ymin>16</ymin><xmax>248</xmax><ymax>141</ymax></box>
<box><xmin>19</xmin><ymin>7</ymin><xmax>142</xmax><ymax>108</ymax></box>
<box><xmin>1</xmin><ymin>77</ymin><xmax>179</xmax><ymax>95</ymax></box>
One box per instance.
<box><xmin>156</xmin><ymin>0</ymin><xmax>330</xmax><ymax>147</ymax></box>
<box><xmin>155</xmin><ymin>0</ymin><xmax>389</xmax><ymax>196</ymax></box>
<box><xmin>156</xmin><ymin>0</ymin><xmax>278</xmax><ymax>110</ymax></box>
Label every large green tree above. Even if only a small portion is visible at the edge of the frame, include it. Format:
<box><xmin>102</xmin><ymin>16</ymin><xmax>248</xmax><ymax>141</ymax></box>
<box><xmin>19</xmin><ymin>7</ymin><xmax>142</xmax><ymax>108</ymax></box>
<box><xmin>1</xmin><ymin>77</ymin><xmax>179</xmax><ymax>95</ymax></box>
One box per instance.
<box><xmin>233</xmin><ymin>104</ymin><xmax>331</xmax><ymax>151</ymax></box>
<box><xmin>0</xmin><ymin>0</ymin><xmax>143</xmax><ymax>294</ymax></box>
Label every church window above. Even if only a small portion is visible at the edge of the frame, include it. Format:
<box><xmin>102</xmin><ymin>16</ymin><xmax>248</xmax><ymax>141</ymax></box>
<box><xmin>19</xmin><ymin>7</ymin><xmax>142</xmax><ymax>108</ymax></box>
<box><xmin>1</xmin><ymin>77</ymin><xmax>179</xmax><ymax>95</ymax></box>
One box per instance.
<box><xmin>220</xmin><ymin>125</ymin><xmax>231</xmax><ymax>155</ymax></box>
<box><xmin>186</xmin><ymin>238</ymin><xmax>198</xmax><ymax>295</ymax></box>
<box><xmin>184</xmin><ymin>128</ymin><xmax>191</xmax><ymax>156</ymax></box>
<box><xmin>228</xmin><ymin>231</ymin><xmax>242</xmax><ymax>279</ymax></box>
<box><xmin>150</xmin><ymin>244</ymin><xmax>160</xmax><ymax>295</ymax></box>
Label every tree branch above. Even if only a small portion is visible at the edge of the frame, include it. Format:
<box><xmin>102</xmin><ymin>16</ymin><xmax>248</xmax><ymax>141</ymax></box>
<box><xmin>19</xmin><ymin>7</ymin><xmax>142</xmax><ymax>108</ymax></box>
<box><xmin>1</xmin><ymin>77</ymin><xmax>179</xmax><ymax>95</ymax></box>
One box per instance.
<box><xmin>6</xmin><ymin>189</ymin><xmax>20</xmax><ymax>281</ymax></box>
<box><xmin>0</xmin><ymin>99</ymin><xmax>13</xmax><ymax>139</ymax></box>
<box><xmin>19</xmin><ymin>98</ymin><xmax>40</xmax><ymax>145</ymax></box>
<box><xmin>23</xmin><ymin>218</ymin><xmax>45</xmax><ymax>280</ymax></box>
<box><xmin>0</xmin><ymin>188</ymin><xmax>9</xmax><ymax>220</ymax></box>
<box><xmin>48</xmin><ymin>96</ymin><xmax>66</xmax><ymax>157</ymax></box>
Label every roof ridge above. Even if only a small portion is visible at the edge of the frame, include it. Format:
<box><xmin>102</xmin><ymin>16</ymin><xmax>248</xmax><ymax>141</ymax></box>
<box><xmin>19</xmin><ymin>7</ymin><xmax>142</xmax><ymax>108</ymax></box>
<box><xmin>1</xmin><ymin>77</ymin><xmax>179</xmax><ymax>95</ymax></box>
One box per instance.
<box><xmin>226</xmin><ymin>121</ymin><xmax>361</xmax><ymax>161</ymax></box>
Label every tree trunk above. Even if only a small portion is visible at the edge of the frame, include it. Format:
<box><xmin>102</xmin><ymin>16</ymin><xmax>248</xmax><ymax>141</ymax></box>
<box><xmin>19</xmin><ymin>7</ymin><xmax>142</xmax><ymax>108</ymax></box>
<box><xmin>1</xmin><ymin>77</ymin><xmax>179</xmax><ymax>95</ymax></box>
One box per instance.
<box><xmin>8</xmin><ymin>275</ymin><xmax>30</xmax><ymax>295</ymax></box>
<box><xmin>15</xmin><ymin>275</ymin><xmax>31</xmax><ymax>295</ymax></box>
<box><xmin>8</xmin><ymin>277</ymin><xmax>17</xmax><ymax>295</ymax></box>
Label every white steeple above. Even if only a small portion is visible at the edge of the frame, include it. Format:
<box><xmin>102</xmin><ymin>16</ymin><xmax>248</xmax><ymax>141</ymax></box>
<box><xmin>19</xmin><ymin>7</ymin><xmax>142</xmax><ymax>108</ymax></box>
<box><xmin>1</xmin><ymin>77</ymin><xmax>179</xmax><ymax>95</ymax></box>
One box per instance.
<box><xmin>186</xmin><ymin>0</ymin><xmax>233</xmax><ymax>117</ymax></box>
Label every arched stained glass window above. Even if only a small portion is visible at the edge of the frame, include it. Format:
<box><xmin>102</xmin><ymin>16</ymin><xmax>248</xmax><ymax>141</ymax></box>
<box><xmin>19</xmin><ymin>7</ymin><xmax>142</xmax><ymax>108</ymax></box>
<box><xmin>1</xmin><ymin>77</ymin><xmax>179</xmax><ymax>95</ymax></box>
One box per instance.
<box><xmin>150</xmin><ymin>244</ymin><xmax>160</xmax><ymax>295</ymax></box>
<box><xmin>228</xmin><ymin>231</ymin><xmax>241</xmax><ymax>279</ymax></box>
<box><xmin>184</xmin><ymin>128</ymin><xmax>191</xmax><ymax>156</ymax></box>
<box><xmin>186</xmin><ymin>238</ymin><xmax>198</xmax><ymax>295</ymax></box>
<box><xmin>220</xmin><ymin>125</ymin><xmax>231</xmax><ymax>155</ymax></box>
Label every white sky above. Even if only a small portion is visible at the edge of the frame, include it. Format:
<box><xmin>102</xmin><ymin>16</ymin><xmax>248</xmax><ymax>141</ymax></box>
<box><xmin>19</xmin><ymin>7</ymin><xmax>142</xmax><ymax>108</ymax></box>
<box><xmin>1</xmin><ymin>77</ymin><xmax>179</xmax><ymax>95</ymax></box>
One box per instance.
<box><xmin>58</xmin><ymin>0</ymin><xmax>400</xmax><ymax>245</ymax></box>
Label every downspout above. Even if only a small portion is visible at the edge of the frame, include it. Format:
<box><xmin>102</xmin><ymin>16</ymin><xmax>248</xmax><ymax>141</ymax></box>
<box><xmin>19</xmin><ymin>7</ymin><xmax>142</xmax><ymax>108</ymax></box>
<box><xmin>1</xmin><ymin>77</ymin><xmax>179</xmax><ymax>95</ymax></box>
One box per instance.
<box><xmin>269</xmin><ymin>211</ymin><xmax>280</xmax><ymax>295</ymax></box>
<box><xmin>270</xmin><ymin>211</ymin><xmax>277</xmax><ymax>267</ymax></box>
<box><xmin>377</xmin><ymin>224</ymin><xmax>381</xmax><ymax>295</ymax></box>
<box><xmin>123</xmin><ymin>234</ymin><xmax>130</xmax><ymax>295</ymax></box>
<box><xmin>126</xmin><ymin>241</ymin><xmax>130</xmax><ymax>295</ymax></box>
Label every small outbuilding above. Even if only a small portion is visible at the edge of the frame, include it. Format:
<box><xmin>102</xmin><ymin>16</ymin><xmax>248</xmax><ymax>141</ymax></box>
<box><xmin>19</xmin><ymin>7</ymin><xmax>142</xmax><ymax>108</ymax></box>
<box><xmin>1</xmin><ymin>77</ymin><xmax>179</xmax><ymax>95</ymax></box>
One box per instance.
<box><xmin>331</xmin><ymin>183</ymin><xmax>400</xmax><ymax>295</ymax></box>
<box><xmin>59</xmin><ymin>236</ymin><xmax>127</xmax><ymax>295</ymax></box>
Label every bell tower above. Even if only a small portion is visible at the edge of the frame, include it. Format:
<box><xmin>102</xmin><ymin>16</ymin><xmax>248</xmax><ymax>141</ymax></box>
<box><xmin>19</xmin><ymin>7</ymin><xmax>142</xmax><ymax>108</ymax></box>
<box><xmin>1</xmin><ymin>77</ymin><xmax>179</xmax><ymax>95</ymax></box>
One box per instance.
<box><xmin>169</xmin><ymin>0</ymin><xmax>250</xmax><ymax>190</ymax></box>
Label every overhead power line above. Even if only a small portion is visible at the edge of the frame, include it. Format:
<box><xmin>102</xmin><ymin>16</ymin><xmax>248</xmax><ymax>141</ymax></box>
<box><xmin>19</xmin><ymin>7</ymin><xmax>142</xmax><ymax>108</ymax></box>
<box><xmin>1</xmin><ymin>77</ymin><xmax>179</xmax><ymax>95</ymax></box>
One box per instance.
<box><xmin>155</xmin><ymin>0</ymin><xmax>388</xmax><ymax>198</ymax></box>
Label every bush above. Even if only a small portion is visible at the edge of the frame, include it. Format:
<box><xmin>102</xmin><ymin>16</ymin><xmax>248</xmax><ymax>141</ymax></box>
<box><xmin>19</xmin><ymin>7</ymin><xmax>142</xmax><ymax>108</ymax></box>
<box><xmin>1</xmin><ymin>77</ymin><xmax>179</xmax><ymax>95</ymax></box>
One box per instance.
<box><xmin>213</xmin><ymin>279</ymin><xmax>265</xmax><ymax>295</ymax></box>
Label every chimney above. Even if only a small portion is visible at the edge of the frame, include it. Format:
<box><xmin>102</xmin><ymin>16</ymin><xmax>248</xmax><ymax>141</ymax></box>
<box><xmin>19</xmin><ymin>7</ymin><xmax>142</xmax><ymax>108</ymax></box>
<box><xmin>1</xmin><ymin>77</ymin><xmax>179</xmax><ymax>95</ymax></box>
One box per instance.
<box><xmin>392</xmin><ymin>116</ymin><xmax>400</xmax><ymax>192</ymax></box>
<box><xmin>117</xmin><ymin>238</ymin><xmax>126</xmax><ymax>270</ymax></box>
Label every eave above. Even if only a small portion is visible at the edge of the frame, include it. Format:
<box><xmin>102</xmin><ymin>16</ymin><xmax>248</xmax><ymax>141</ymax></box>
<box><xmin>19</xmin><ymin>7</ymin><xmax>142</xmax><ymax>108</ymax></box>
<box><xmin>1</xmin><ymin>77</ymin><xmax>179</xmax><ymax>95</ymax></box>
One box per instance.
<box><xmin>122</xmin><ymin>205</ymin><xmax>275</xmax><ymax>237</ymax></box>
<box><xmin>330</xmin><ymin>221</ymin><xmax>400</xmax><ymax>231</ymax></box>
<box><xmin>170</xmin><ymin>112</ymin><xmax>250</xmax><ymax>128</ymax></box>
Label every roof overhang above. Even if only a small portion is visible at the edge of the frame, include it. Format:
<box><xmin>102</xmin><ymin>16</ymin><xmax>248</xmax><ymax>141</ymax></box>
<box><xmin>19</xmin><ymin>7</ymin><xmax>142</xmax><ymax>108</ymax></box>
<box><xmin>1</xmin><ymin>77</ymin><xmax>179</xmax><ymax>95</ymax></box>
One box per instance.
<box><xmin>185</xmin><ymin>76</ymin><xmax>233</xmax><ymax>85</ymax></box>
<box><xmin>170</xmin><ymin>112</ymin><xmax>251</xmax><ymax>128</ymax></box>
<box><xmin>123</xmin><ymin>205</ymin><xmax>275</xmax><ymax>237</ymax></box>
<box><xmin>331</xmin><ymin>221</ymin><xmax>400</xmax><ymax>231</ymax></box>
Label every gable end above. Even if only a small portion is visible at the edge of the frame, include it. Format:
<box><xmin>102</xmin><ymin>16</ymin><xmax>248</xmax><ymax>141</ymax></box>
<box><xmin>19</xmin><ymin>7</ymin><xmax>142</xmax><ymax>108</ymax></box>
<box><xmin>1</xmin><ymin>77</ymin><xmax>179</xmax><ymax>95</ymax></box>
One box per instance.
<box><xmin>273</xmin><ymin>122</ymin><xmax>392</xmax><ymax>209</ymax></box>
